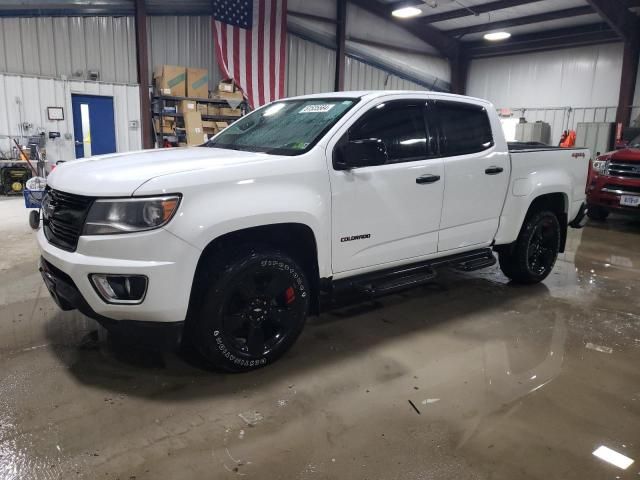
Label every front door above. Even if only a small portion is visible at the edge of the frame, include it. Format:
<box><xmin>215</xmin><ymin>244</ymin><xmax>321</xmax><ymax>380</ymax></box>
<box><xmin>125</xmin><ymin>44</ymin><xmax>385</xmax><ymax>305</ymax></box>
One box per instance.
<box><xmin>329</xmin><ymin>99</ymin><xmax>445</xmax><ymax>274</ymax></box>
<box><xmin>431</xmin><ymin>99</ymin><xmax>510</xmax><ymax>252</ymax></box>
<box><xmin>71</xmin><ymin>94</ymin><xmax>117</xmax><ymax>158</ymax></box>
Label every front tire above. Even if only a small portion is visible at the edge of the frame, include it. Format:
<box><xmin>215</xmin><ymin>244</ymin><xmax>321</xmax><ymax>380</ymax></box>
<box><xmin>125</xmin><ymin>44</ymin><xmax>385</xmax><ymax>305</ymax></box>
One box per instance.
<box><xmin>190</xmin><ymin>247</ymin><xmax>310</xmax><ymax>372</ymax></box>
<box><xmin>498</xmin><ymin>210</ymin><xmax>561</xmax><ymax>284</ymax></box>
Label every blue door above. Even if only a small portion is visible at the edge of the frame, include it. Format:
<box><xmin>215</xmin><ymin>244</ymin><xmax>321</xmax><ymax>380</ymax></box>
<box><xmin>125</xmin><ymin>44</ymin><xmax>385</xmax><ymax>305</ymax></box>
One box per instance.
<box><xmin>71</xmin><ymin>94</ymin><xmax>117</xmax><ymax>158</ymax></box>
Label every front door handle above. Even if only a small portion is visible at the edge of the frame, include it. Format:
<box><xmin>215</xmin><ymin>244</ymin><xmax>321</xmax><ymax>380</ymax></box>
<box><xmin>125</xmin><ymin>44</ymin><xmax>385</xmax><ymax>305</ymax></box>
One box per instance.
<box><xmin>416</xmin><ymin>174</ymin><xmax>441</xmax><ymax>184</ymax></box>
<box><xmin>485</xmin><ymin>166</ymin><xmax>504</xmax><ymax>175</ymax></box>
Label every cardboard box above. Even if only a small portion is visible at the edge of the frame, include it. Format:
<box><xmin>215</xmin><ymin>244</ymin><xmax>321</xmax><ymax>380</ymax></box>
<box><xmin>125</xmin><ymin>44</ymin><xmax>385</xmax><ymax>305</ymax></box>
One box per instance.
<box><xmin>215</xmin><ymin>121</ymin><xmax>229</xmax><ymax>130</ymax></box>
<box><xmin>202</xmin><ymin>120</ymin><xmax>217</xmax><ymax>129</ymax></box>
<box><xmin>196</xmin><ymin>103</ymin><xmax>208</xmax><ymax>114</ymax></box>
<box><xmin>154</xmin><ymin>65</ymin><xmax>186</xmax><ymax>97</ymax></box>
<box><xmin>220</xmin><ymin>107</ymin><xmax>242</xmax><ymax>117</ymax></box>
<box><xmin>207</xmin><ymin>105</ymin><xmax>220</xmax><ymax>116</ymax></box>
<box><xmin>217</xmin><ymin>80</ymin><xmax>235</xmax><ymax>93</ymax></box>
<box><xmin>215</xmin><ymin>90</ymin><xmax>244</xmax><ymax>102</ymax></box>
<box><xmin>187</xmin><ymin>68</ymin><xmax>209</xmax><ymax>98</ymax></box>
<box><xmin>178</xmin><ymin>99</ymin><xmax>197</xmax><ymax>114</ymax></box>
<box><xmin>153</xmin><ymin>117</ymin><xmax>175</xmax><ymax>134</ymax></box>
<box><xmin>184</xmin><ymin>111</ymin><xmax>206</xmax><ymax>145</ymax></box>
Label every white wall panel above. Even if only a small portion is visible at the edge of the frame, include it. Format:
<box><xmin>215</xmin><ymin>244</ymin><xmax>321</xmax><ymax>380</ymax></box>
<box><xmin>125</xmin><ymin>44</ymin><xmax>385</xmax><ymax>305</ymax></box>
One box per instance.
<box><xmin>147</xmin><ymin>16</ymin><xmax>221</xmax><ymax>90</ymax></box>
<box><xmin>0</xmin><ymin>73</ymin><xmax>141</xmax><ymax>163</ymax></box>
<box><xmin>468</xmin><ymin>43</ymin><xmax>629</xmax><ymax>143</ymax></box>
<box><xmin>468</xmin><ymin>43</ymin><xmax>624</xmax><ymax>108</ymax></box>
<box><xmin>0</xmin><ymin>17</ymin><xmax>136</xmax><ymax>83</ymax></box>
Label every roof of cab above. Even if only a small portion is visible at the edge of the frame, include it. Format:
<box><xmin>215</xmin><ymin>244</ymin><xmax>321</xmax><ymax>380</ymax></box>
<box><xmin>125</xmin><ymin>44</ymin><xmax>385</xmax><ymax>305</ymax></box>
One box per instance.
<box><xmin>283</xmin><ymin>90</ymin><xmax>491</xmax><ymax>105</ymax></box>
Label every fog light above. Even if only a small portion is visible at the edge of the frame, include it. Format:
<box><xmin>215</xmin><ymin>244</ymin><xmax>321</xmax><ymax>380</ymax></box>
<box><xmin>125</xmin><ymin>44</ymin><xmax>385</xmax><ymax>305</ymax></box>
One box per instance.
<box><xmin>90</xmin><ymin>274</ymin><xmax>148</xmax><ymax>304</ymax></box>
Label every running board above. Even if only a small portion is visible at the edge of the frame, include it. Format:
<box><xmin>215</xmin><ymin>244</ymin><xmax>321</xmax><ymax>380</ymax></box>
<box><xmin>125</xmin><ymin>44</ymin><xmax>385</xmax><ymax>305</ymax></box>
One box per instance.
<box><xmin>331</xmin><ymin>248</ymin><xmax>496</xmax><ymax>297</ymax></box>
<box><xmin>450</xmin><ymin>251</ymin><xmax>496</xmax><ymax>272</ymax></box>
<box><xmin>357</xmin><ymin>267</ymin><xmax>437</xmax><ymax>296</ymax></box>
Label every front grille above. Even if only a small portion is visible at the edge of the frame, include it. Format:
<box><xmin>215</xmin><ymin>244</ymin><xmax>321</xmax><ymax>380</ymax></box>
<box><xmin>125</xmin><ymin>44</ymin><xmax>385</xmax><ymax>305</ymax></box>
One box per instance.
<box><xmin>607</xmin><ymin>161</ymin><xmax>640</xmax><ymax>179</ymax></box>
<box><xmin>42</xmin><ymin>188</ymin><xmax>94</xmax><ymax>251</ymax></box>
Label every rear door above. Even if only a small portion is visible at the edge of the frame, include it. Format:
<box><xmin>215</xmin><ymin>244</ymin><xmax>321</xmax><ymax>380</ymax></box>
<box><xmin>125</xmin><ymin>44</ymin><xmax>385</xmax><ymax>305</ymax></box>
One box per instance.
<box><xmin>328</xmin><ymin>98</ymin><xmax>445</xmax><ymax>274</ymax></box>
<box><xmin>431</xmin><ymin>99</ymin><xmax>510</xmax><ymax>252</ymax></box>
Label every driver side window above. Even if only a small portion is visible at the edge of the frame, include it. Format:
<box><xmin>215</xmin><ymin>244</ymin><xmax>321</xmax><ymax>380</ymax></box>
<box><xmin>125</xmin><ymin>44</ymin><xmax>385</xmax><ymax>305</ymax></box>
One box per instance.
<box><xmin>349</xmin><ymin>102</ymin><xmax>428</xmax><ymax>164</ymax></box>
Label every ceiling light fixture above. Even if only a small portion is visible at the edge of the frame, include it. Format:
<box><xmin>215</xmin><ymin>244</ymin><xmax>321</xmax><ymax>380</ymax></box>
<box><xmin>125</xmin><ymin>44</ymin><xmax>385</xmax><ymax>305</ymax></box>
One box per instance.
<box><xmin>484</xmin><ymin>31</ymin><xmax>511</xmax><ymax>41</ymax></box>
<box><xmin>392</xmin><ymin>6</ymin><xmax>422</xmax><ymax>18</ymax></box>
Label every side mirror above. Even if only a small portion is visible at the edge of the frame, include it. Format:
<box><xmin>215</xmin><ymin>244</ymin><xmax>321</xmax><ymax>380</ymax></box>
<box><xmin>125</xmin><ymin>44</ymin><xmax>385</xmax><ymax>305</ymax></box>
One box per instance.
<box><xmin>335</xmin><ymin>139</ymin><xmax>388</xmax><ymax>170</ymax></box>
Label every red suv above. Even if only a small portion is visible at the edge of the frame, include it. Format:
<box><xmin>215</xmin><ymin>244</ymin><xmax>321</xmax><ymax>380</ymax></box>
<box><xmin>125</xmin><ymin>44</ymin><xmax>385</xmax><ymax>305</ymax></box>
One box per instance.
<box><xmin>587</xmin><ymin>134</ymin><xmax>640</xmax><ymax>220</ymax></box>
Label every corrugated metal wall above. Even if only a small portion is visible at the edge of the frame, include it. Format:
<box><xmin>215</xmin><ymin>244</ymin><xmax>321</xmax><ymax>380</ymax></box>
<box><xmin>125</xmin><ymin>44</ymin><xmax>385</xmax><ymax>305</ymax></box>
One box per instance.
<box><xmin>0</xmin><ymin>17</ymin><xmax>137</xmax><ymax>84</ymax></box>
<box><xmin>286</xmin><ymin>34</ymin><xmax>427</xmax><ymax>97</ymax></box>
<box><xmin>147</xmin><ymin>16</ymin><xmax>222</xmax><ymax>89</ymax></box>
<box><xmin>468</xmin><ymin>43</ymin><xmax>624</xmax><ymax>108</ymax></box>
<box><xmin>0</xmin><ymin>73</ymin><xmax>141</xmax><ymax>162</ymax></box>
<box><xmin>344</xmin><ymin>56</ymin><xmax>424</xmax><ymax>91</ymax></box>
<box><xmin>286</xmin><ymin>35</ymin><xmax>336</xmax><ymax>96</ymax></box>
<box><xmin>467</xmin><ymin>43</ymin><xmax>632</xmax><ymax>143</ymax></box>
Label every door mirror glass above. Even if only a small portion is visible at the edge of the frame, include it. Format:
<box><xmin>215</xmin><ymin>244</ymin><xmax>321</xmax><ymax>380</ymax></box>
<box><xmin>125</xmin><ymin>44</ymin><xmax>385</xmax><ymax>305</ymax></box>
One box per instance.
<box><xmin>337</xmin><ymin>139</ymin><xmax>388</xmax><ymax>170</ymax></box>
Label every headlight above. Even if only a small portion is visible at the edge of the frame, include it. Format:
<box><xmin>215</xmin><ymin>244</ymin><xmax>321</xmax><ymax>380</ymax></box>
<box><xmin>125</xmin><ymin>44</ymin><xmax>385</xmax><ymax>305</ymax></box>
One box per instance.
<box><xmin>83</xmin><ymin>195</ymin><xmax>181</xmax><ymax>235</ymax></box>
<box><xmin>591</xmin><ymin>159</ymin><xmax>608</xmax><ymax>175</ymax></box>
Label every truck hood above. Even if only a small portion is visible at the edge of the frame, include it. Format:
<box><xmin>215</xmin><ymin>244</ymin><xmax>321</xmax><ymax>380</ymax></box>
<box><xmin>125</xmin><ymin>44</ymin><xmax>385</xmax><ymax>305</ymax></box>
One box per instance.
<box><xmin>47</xmin><ymin>147</ymin><xmax>269</xmax><ymax>196</ymax></box>
<box><xmin>602</xmin><ymin>148</ymin><xmax>640</xmax><ymax>162</ymax></box>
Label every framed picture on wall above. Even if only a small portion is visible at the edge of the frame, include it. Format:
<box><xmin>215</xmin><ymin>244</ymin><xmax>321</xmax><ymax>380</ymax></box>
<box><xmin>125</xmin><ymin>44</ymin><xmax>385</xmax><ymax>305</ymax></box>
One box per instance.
<box><xmin>47</xmin><ymin>107</ymin><xmax>64</xmax><ymax>121</ymax></box>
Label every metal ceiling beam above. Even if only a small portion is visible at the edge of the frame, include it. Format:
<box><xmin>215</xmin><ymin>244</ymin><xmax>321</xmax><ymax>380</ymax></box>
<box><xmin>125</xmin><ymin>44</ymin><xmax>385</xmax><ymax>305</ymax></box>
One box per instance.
<box><xmin>348</xmin><ymin>0</ymin><xmax>459</xmax><ymax>58</ymax></box>
<box><xmin>419</xmin><ymin>0</ymin><xmax>543</xmax><ymax>24</ymax></box>
<box><xmin>445</xmin><ymin>6</ymin><xmax>594</xmax><ymax>37</ymax></box>
<box><xmin>466</xmin><ymin>23</ymin><xmax>619</xmax><ymax>58</ymax></box>
<box><xmin>584</xmin><ymin>0</ymin><xmax>640</xmax><ymax>42</ymax></box>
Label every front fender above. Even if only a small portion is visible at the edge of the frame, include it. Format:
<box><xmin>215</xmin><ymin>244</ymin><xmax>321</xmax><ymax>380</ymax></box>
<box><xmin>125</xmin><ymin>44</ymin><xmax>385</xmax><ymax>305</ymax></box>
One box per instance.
<box><xmin>155</xmin><ymin>173</ymin><xmax>332</xmax><ymax>278</ymax></box>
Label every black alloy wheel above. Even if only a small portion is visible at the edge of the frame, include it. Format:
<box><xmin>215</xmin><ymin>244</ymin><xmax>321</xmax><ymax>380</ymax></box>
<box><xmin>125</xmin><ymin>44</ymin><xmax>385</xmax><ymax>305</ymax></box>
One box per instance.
<box><xmin>191</xmin><ymin>247</ymin><xmax>309</xmax><ymax>372</ymax></box>
<box><xmin>218</xmin><ymin>265</ymin><xmax>307</xmax><ymax>358</ymax></box>
<box><xmin>498</xmin><ymin>210</ymin><xmax>561</xmax><ymax>284</ymax></box>
<box><xmin>526</xmin><ymin>217</ymin><xmax>558</xmax><ymax>276</ymax></box>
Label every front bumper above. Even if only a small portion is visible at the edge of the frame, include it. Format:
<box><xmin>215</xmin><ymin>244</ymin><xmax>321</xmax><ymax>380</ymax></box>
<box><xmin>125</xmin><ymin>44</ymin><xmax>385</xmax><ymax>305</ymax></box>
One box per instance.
<box><xmin>586</xmin><ymin>175</ymin><xmax>640</xmax><ymax>215</ymax></box>
<box><xmin>39</xmin><ymin>257</ymin><xmax>184</xmax><ymax>350</ymax></box>
<box><xmin>37</xmin><ymin>226</ymin><xmax>201</xmax><ymax>331</ymax></box>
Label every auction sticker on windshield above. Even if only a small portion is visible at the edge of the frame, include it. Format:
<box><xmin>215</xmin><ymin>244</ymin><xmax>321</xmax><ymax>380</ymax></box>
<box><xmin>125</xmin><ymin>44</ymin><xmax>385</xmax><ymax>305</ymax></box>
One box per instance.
<box><xmin>299</xmin><ymin>104</ymin><xmax>335</xmax><ymax>113</ymax></box>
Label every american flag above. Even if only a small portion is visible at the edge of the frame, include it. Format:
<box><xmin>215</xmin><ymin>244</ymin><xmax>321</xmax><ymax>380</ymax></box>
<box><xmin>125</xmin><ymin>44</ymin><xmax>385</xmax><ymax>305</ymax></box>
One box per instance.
<box><xmin>213</xmin><ymin>0</ymin><xmax>287</xmax><ymax>109</ymax></box>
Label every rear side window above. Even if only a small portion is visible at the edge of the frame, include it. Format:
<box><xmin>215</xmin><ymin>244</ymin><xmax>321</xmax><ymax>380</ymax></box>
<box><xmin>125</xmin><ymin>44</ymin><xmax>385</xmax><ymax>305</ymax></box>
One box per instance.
<box><xmin>349</xmin><ymin>102</ymin><xmax>427</xmax><ymax>162</ymax></box>
<box><xmin>436</xmin><ymin>101</ymin><xmax>494</xmax><ymax>156</ymax></box>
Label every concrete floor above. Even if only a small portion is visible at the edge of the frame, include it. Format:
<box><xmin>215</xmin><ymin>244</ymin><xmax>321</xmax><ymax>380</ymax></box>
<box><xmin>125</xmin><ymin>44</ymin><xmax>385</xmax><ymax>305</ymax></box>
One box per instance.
<box><xmin>1</xmin><ymin>197</ymin><xmax>639</xmax><ymax>480</ymax></box>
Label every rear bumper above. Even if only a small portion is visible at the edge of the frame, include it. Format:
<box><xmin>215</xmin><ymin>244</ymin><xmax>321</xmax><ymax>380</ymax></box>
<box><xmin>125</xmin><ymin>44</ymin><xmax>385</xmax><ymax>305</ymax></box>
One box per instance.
<box><xmin>40</xmin><ymin>257</ymin><xmax>184</xmax><ymax>350</ymax></box>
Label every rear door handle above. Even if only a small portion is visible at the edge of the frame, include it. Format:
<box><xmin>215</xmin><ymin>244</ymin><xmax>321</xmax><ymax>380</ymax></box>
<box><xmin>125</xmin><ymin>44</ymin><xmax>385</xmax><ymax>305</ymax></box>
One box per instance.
<box><xmin>485</xmin><ymin>166</ymin><xmax>504</xmax><ymax>175</ymax></box>
<box><xmin>416</xmin><ymin>174</ymin><xmax>441</xmax><ymax>184</ymax></box>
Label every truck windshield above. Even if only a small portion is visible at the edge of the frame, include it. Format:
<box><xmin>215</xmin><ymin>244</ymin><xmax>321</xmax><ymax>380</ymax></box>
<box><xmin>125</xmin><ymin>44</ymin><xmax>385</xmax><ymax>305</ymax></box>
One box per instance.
<box><xmin>206</xmin><ymin>98</ymin><xmax>357</xmax><ymax>155</ymax></box>
<box><xmin>630</xmin><ymin>134</ymin><xmax>640</xmax><ymax>148</ymax></box>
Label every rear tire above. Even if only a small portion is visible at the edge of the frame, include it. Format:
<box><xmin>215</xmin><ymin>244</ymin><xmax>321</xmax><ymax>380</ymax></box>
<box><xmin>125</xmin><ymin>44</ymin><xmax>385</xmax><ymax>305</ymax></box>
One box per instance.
<box><xmin>498</xmin><ymin>210</ymin><xmax>561</xmax><ymax>284</ymax></box>
<box><xmin>190</xmin><ymin>246</ymin><xmax>309</xmax><ymax>372</ymax></box>
<box><xmin>587</xmin><ymin>205</ymin><xmax>609</xmax><ymax>221</ymax></box>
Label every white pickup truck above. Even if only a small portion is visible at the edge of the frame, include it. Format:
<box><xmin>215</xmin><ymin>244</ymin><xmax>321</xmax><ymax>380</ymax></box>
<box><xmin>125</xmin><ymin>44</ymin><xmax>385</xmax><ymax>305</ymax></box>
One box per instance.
<box><xmin>38</xmin><ymin>91</ymin><xmax>589</xmax><ymax>371</ymax></box>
